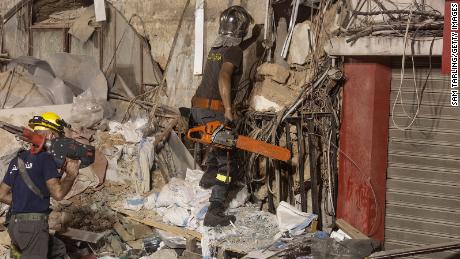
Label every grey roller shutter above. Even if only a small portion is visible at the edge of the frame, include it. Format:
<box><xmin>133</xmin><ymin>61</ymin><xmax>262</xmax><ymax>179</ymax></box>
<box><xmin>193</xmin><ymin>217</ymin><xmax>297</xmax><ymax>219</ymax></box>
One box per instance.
<box><xmin>385</xmin><ymin>65</ymin><xmax>460</xmax><ymax>259</ymax></box>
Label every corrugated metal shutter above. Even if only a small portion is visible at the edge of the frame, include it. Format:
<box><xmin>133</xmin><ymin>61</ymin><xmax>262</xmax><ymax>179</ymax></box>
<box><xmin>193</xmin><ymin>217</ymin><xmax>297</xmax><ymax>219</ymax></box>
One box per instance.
<box><xmin>386</xmin><ymin>65</ymin><xmax>460</xmax><ymax>259</ymax></box>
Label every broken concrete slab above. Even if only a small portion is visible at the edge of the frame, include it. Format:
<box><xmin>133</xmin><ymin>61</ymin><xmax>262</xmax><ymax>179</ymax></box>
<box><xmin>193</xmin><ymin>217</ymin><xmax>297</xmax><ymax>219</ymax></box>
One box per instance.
<box><xmin>124</xmin><ymin>221</ymin><xmax>154</xmax><ymax>240</ymax></box>
<box><xmin>46</xmin><ymin>53</ymin><xmax>108</xmax><ymax>101</ymax></box>
<box><xmin>60</xmin><ymin>228</ymin><xmax>106</xmax><ymax>245</ymax></box>
<box><xmin>257</xmin><ymin>63</ymin><xmax>290</xmax><ymax>84</ymax></box>
<box><xmin>64</xmin><ymin>166</ymin><xmax>100</xmax><ymax>200</ymax></box>
<box><xmin>110</xmin><ymin>236</ymin><xmax>124</xmax><ymax>256</ymax></box>
<box><xmin>288</xmin><ymin>21</ymin><xmax>314</xmax><ymax>65</ymax></box>
<box><xmin>250</xmin><ymin>80</ymin><xmax>297</xmax><ymax>112</ymax></box>
<box><xmin>113</xmin><ymin>222</ymin><xmax>135</xmax><ymax>242</ymax></box>
<box><xmin>146</xmin><ymin>249</ymin><xmax>178</xmax><ymax>259</ymax></box>
<box><xmin>127</xmin><ymin>240</ymin><xmax>143</xmax><ymax>250</ymax></box>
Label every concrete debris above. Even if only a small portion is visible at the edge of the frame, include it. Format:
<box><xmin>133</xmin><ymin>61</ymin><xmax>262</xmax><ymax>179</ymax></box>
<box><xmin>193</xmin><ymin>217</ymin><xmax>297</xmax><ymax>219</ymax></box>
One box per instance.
<box><xmin>250</xmin><ymin>95</ymin><xmax>283</xmax><ymax>113</ymax></box>
<box><xmin>127</xmin><ymin>240</ymin><xmax>143</xmax><ymax>250</ymax></box>
<box><xmin>288</xmin><ymin>21</ymin><xmax>315</xmax><ymax>65</ymax></box>
<box><xmin>0</xmin><ymin>70</ymin><xmax>53</xmax><ymax>108</ymax></box>
<box><xmin>123</xmin><ymin>221</ymin><xmax>154</xmax><ymax>240</ymax></box>
<box><xmin>250</xmin><ymin>79</ymin><xmax>297</xmax><ymax>112</ymax></box>
<box><xmin>108</xmin><ymin>118</ymin><xmax>147</xmax><ymax>143</ymax></box>
<box><xmin>0</xmin><ymin>231</ymin><xmax>10</xmax><ymax>246</ymax></box>
<box><xmin>229</xmin><ymin>186</ymin><xmax>250</xmax><ymax>209</ymax></box>
<box><xmin>10</xmin><ymin>56</ymin><xmax>74</xmax><ymax>105</ymax></box>
<box><xmin>4</xmin><ymin>53</ymin><xmax>109</xmax><ymax>117</ymax></box>
<box><xmin>70</xmin><ymin>90</ymin><xmax>105</xmax><ymax>129</ymax></box>
<box><xmin>46</xmin><ymin>53</ymin><xmax>108</xmax><ymax>101</ymax></box>
<box><xmin>0</xmin><ymin>245</ymin><xmax>9</xmax><ymax>258</ymax></box>
<box><xmin>60</xmin><ymin>228</ymin><xmax>106</xmax><ymax>245</ymax></box>
<box><xmin>143</xmin><ymin>236</ymin><xmax>162</xmax><ymax>254</ymax></box>
<box><xmin>64</xmin><ymin>166</ymin><xmax>100</xmax><ymax>200</ymax></box>
<box><xmin>143</xmin><ymin>248</ymin><xmax>178</xmax><ymax>259</ymax></box>
<box><xmin>110</xmin><ymin>236</ymin><xmax>124</xmax><ymax>256</ymax></box>
<box><xmin>96</xmin><ymin>118</ymin><xmax>159</xmax><ymax>192</ymax></box>
<box><xmin>48</xmin><ymin>211</ymin><xmax>72</xmax><ymax>232</ymax></box>
<box><xmin>202</xmin><ymin>204</ymin><xmax>279</xmax><ymax>255</ymax></box>
<box><xmin>257</xmin><ymin>63</ymin><xmax>291</xmax><ymax>84</ymax></box>
<box><xmin>114</xmin><ymin>222</ymin><xmax>135</xmax><ymax>242</ymax></box>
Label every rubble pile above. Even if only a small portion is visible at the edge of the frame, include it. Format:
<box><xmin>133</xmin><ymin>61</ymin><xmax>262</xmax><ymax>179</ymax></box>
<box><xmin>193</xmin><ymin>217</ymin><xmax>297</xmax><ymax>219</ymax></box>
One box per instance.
<box><xmin>250</xmin><ymin>63</ymin><xmax>306</xmax><ymax>112</ymax></box>
<box><xmin>0</xmin><ymin>0</ymin><xmax>401</xmax><ymax>258</ymax></box>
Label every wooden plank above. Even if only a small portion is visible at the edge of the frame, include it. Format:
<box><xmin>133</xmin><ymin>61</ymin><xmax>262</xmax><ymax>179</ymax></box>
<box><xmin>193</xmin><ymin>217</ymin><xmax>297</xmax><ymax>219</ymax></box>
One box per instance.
<box><xmin>113</xmin><ymin>207</ymin><xmax>202</xmax><ymax>240</ymax></box>
<box><xmin>369</xmin><ymin>241</ymin><xmax>460</xmax><ymax>258</ymax></box>
<box><xmin>193</xmin><ymin>0</ymin><xmax>204</xmax><ymax>75</ymax></box>
<box><xmin>94</xmin><ymin>0</ymin><xmax>107</xmax><ymax>22</ymax></box>
<box><xmin>336</xmin><ymin>219</ymin><xmax>369</xmax><ymax>239</ymax></box>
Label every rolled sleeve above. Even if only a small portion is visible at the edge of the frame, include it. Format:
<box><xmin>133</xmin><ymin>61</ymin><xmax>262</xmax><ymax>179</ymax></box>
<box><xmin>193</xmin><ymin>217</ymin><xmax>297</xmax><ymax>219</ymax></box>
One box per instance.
<box><xmin>223</xmin><ymin>46</ymin><xmax>243</xmax><ymax>69</ymax></box>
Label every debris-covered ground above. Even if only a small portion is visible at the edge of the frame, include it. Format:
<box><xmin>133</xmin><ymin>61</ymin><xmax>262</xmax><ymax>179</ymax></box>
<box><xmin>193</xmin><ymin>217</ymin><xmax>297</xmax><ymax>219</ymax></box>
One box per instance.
<box><xmin>204</xmin><ymin>204</ymin><xmax>279</xmax><ymax>254</ymax></box>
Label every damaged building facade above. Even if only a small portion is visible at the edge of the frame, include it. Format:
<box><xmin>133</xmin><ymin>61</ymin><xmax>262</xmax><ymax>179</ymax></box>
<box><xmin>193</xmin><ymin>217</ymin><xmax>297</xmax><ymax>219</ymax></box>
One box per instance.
<box><xmin>0</xmin><ymin>0</ymin><xmax>459</xmax><ymax>258</ymax></box>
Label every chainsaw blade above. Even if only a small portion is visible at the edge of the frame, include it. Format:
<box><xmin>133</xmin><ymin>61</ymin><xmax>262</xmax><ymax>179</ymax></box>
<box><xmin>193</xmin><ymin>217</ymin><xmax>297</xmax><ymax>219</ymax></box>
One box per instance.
<box><xmin>236</xmin><ymin>135</ymin><xmax>291</xmax><ymax>162</ymax></box>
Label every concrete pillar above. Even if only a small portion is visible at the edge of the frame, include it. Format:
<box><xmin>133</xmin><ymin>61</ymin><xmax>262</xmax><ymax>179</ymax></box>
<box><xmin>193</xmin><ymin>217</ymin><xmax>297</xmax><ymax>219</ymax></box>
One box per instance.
<box><xmin>337</xmin><ymin>58</ymin><xmax>391</xmax><ymax>241</ymax></box>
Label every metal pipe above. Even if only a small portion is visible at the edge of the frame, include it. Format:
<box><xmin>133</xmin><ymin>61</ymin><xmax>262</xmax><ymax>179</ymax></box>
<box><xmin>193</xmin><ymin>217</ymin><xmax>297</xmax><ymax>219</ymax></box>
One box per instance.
<box><xmin>307</xmin><ymin>119</ymin><xmax>321</xmax><ymax>227</ymax></box>
<box><xmin>267</xmin><ymin>157</ymin><xmax>275</xmax><ymax>213</ymax></box>
<box><xmin>296</xmin><ymin>118</ymin><xmax>307</xmax><ymax>212</ymax></box>
<box><xmin>285</xmin><ymin>122</ymin><xmax>295</xmax><ymax>205</ymax></box>
<box><xmin>281</xmin><ymin>68</ymin><xmax>330</xmax><ymax>122</ymax></box>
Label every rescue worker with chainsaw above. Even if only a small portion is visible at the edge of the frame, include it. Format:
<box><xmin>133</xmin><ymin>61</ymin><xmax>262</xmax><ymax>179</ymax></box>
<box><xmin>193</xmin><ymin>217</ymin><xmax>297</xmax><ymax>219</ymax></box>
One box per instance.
<box><xmin>190</xmin><ymin>6</ymin><xmax>253</xmax><ymax>227</ymax></box>
<box><xmin>0</xmin><ymin>112</ymin><xmax>80</xmax><ymax>258</ymax></box>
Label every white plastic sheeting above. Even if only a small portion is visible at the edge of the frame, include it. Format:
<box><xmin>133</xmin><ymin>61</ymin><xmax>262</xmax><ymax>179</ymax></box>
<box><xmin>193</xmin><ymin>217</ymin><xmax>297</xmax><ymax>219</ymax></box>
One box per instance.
<box><xmin>276</xmin><ymin>201</ymin><xmax>317</xmax><ymax>235</ymax></box>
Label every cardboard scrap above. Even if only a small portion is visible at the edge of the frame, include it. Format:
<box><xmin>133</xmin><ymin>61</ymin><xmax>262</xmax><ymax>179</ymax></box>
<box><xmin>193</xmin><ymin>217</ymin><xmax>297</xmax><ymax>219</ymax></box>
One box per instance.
<box><xmin>69</xmin><ymin>6</ymin><xmax>96</xmax><ymax>43</ymax></box>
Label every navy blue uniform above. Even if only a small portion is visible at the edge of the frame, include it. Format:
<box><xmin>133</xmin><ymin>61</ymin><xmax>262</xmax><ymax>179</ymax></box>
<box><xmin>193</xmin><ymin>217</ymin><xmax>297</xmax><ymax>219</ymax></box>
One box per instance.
<box><xmin>2</xmin><ymin>151</ymin><xmax>61</xmax><ymax>214</ymax></box>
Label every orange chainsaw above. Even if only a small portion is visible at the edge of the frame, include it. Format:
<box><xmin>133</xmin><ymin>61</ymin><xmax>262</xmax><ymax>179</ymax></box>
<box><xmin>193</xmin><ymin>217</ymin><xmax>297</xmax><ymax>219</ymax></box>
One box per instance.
<box><xmin>187</xmin><ymin>121</ymin><xmax>291</xmax><ymax>162</ymax></box>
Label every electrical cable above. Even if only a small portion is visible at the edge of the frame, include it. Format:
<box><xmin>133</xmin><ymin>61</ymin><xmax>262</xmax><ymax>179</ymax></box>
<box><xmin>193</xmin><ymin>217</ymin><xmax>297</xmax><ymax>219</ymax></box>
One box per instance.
<box><xmin>391</xmin><ymin>9</ymin><xmax>420</xmax><ymax>130</ymax></box>
<box><xmin>306</xmin><ymin>131</ymin><xmax>381</xmax><ymax>236</ymax></box>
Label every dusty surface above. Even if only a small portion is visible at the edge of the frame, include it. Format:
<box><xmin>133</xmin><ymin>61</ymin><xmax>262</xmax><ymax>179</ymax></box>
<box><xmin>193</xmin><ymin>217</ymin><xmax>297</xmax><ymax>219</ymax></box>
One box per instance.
<box><xmin>56</xmin><ymin>183</ymin><xmax>133</xmax><ymax>232</ymax></box>
<box><xmin>205</xmin><ymin>204</ymin><xmax>279</xmax><ymax>254</ymax></box>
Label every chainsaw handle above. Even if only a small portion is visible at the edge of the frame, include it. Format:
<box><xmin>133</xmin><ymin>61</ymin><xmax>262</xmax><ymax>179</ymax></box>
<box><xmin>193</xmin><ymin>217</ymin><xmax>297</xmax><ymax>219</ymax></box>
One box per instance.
<box><xmin>187</xmin><ymin>121</ymin><xmax>226</xmax><ymax>145</ymax></box>
<box><xmin>186</xmin><ymin>125</ymin><xmax>211</xmax><ymax>145</ymax></box>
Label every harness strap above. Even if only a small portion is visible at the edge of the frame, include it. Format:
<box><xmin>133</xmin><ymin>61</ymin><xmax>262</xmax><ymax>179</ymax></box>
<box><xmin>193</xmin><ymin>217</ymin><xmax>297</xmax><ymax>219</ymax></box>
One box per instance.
<box><xmin>17</xmin><ymin>157</ymin><xmax>44</xmax><ymax>199</ymax></box>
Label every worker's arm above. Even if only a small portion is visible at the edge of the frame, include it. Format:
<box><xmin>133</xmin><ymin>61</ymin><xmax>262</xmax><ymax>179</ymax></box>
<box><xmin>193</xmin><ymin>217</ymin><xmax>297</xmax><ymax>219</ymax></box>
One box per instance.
<box><xmin>46</xmin><ymin>159</ymin><xmax>80</xmax><ymax>201</ymax></box>
<box><xmin>218</xmin><ymin>62</ymin><xmax>236</xmax><ymax>121</ymax></box>
<box><xmin>0</xmin><ymin>183</ymin><xmax>12</xmax><ymax>205</ymax></box>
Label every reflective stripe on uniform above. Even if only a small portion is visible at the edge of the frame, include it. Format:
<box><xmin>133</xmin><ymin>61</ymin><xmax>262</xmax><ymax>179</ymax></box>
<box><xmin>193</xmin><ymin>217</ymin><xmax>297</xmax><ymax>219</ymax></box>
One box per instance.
<box><xmin>216</xmin><ymin>173</ymin><xmax>231</xmax><ymax>183</ymax></box>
